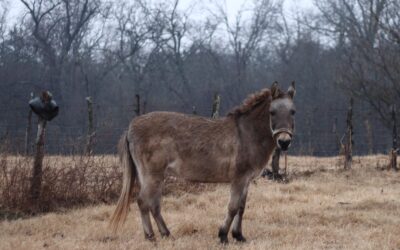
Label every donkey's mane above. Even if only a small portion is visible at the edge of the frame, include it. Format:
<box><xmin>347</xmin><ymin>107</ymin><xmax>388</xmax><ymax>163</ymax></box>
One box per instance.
<box><xmin>227</xmin><ymin>88</ymin><xmax>272</xmax><ymax>117</ymax></box>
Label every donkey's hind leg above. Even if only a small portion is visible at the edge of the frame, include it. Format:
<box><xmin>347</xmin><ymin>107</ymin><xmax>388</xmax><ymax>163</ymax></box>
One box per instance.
<box><xmin>149</xmin><ymin>182</ymin><xmax>170</xmax><ymax>237</ymax></box>
<box><xmin>138</xmin><ymin>178</ymin><xmax>170</xmax><ymax>240</ymax></box>
<box><xmin>137</xmin><ymin>188</ymin><xmax>156</xmax><ymax>241</ymax></box>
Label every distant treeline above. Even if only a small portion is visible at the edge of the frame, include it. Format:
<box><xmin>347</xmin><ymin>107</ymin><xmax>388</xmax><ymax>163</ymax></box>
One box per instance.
<box><xmin>0</xmin><ymin>0</ymin><xmax>398</xmax><ymax>155</ymax></box>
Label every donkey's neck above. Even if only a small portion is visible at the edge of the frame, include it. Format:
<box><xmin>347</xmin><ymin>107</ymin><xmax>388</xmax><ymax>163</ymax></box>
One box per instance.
<box><xmin>234</xmin><ymin>108</ymin><xmax>275</xmax><ymax>173</ymax></box>
<box><xmin>238</xmin><ymin>101</ymin><xmax>273</xmax><ymax>141</ymax></box>
<box><xmin>235</xmin><ymin>101</ymin><xmax>275</xmax><ymax>167</ymax></box>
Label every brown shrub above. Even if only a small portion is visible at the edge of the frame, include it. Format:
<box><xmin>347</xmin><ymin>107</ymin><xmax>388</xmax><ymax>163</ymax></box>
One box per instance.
<box><xmin>0</xmin><ymin>154</ymin><xmax>212</xmax><ymax>219</ymax></box>
<box><xmin>0</xmin><ymin>154</ymin><xmax>122</xmax><ymax>217</ymax></box>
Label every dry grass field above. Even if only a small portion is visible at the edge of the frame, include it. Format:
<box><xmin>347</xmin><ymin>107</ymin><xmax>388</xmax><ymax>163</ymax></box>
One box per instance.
<box><xmin>1</xmin><ymin>155</ymin><xmax>400</xmax><ymax>250</ymax></box>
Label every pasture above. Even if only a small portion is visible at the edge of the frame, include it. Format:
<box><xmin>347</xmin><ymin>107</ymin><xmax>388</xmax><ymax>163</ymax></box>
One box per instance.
<box><xmin>1</xmin><ymin>155</ymin><xmax>399</xmax><ymax>250</ymax></box>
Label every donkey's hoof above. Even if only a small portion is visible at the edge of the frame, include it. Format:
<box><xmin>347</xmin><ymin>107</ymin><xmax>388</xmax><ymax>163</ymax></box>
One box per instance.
<box><xmin>145</xmin><ymin>233</ymin><xmax>156</xmax><ymax>241</ymax></box>
<box><xmin>161</xmin><ymin>231</ymin><xmax>171</xmax><ymax>238</ymax></box>
<box><xmin>219</xmin><ymin>236</ymin><xmax>229</xmax><ymax>244</ymax></box>
<box><xmin>218</xmin><ymin>229</ymin><xmax>229</xmax><ymax>244</ymax></box>
<box><xmin>232</xmin><ymin>231</ymin><xmax>247</xmax><ymax>242</ymax></box>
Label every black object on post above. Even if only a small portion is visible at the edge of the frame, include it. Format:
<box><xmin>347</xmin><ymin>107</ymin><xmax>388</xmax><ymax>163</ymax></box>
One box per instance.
<box><xmin>29</xmin><ymin>91</ymin><xmax>59</xmax><ymax>121</ymax></box>
<box><xmin>29</xmin><ymin>91</ymin><xmax>58</xmax><ymax>207</ymax></box>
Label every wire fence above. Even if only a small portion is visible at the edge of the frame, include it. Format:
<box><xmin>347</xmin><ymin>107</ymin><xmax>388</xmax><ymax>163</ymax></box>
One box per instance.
<box><xmin>0</xmin><ymin>98</ymin><xmax>396</xmax><ymax>157</ymax></box>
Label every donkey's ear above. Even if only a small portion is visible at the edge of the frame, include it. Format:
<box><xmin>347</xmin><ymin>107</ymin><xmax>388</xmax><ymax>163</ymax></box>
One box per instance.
<box><xmin>271</xmin><ymin>81</ymin><xmax>279</xmax><ymax>99</ymax></box>
<box><xmin>287</xmin><ymin>81</ymin><xmax>296</xmax><ymax>99</ymax></box>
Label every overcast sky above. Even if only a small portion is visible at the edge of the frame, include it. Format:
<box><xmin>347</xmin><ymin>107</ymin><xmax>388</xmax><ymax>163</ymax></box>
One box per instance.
<box><xmin>177</xmin><ymin>0</ymin><xmax>315</xmax><ymax>13</ymax></box>
<box><xmin>7</xmin><ymin>0</ymin><xmax>315</xmax><ymax>24</ymax></box>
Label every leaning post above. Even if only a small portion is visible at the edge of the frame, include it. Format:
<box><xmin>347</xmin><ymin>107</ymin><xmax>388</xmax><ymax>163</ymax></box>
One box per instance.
<box><xmin>29</xmin><ymin>91</ymin><xmax>59</xmax><ymax>205</ymax></box>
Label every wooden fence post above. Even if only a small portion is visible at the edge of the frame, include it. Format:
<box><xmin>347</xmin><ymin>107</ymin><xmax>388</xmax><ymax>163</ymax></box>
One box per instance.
<box><xmin>364</xmin><ymin>119</ymin><xmax>373</xmax><ymax>155</ymax></box>
<box><xmin>306</xmin><ymin>110</ymin><xmax>313</xmax><ymax>154</ymax></box>
<box><xmin>134</xmin><ymin>94</ymin><xmax>141</xmax><ymax>116</ymax></box>
<box><xmin>142</xmin><ymin>100</ymin><xmax>147</xmax><ymax>114</ymax></box>
<box><xmin>192</xmin><ymin>106</ymin><xmax>197</xmax><ymax>115</ymax></box>
<box><xmin>343</xmin><ymin>97</ymin><xmax>353</xmax><ymax>170</ymax></box>
<box><xmin>30</xmin><ymin>117</ymin><xmax>47</xmax><ymax>202</ymax></box>
<box><xmin>85</xmin><ymin>96</ymin><xmax>95</xmax><ymax>155</ymax></box>
<box><xmin>271</xmin><ymin>148</ymin><xmax>281</xmax><ymax>179</ymax></box>
<box><xmin>332</xmin><ymin>117</ymin><xmax>340</xmax><ymax>152</ymax></box>
<box><xmin>389</xmin><ymin>104</ymin><xmax>398</xmax><ymax>171</ymax></box>
<box><xmin>24</xmin><ymin>92</ymin><xmax>34</xmax><ymax>155</ymax></box>
<box><xmin>211</xmin><ymin>93</ymin><xmax>220</xmax><ymax>119</ymax></box>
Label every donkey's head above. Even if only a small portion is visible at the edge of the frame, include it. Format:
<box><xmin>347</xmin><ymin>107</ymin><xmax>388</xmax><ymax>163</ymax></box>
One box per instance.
<box><xmin>269</xmin><ymin>82</ymin><xmax>296</xmax><ymax>151</ymax></box>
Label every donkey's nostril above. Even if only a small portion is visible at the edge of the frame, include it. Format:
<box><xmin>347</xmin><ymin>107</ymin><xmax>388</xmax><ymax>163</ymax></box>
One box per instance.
<box><xmin>278</xmin><ymin>139</ymin><xmax>291</xmax><ymax>150</ymax></box>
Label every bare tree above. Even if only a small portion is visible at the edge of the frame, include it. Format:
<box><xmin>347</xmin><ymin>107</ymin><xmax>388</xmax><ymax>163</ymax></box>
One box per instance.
<box><xmin>111</xmin><ymin>0</ymin><xmax>161</xmax><ymax>102</ymax></box>
<box><xmin>216</xmin><ymin>0</ymin><xmax>282</xmax><ymax>95</ymax></box>
<box><xmin>314</xmin><ymin>0</ymin><xmax>400</xmax><ymax>127</ymax></box>
<box><xmin>20</xmin><ymin>0</ymin><xmax>101</xmax><ymax>93</ymax></box>
<box><xmin>159</xmin><ymin>0</ymin><xmax>193</xmax><ymax>107</ymax></box>
<box><xmin>0</xmin><ymin>0</ymin><xmax>7</xmax><ymax>44</ymax></box>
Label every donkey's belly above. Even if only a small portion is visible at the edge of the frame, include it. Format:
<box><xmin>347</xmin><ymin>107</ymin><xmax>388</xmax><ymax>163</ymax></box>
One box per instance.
<box><xmin>165</xmin><ymin>154</ymin><xmax>235</xmax><ymax>183</ymax></box>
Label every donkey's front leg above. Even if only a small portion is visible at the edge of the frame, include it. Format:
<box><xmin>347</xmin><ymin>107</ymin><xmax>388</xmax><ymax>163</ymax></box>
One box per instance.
<box><xmin>218</xmin><ymin>178</ymin><xmax>249</xmax><ymax>244</ymax></box>
<box><xmin>231</xmin><ymin>186</ymin><xmax>248</xmax><ymax>242</ymax></box>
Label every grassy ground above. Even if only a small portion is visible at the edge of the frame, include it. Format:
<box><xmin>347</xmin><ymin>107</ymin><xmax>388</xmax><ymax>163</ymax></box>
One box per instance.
<box><xmin>1</xmin><ymin>155</ymin><xmax>400</xmax><ymax>249</ymax></box>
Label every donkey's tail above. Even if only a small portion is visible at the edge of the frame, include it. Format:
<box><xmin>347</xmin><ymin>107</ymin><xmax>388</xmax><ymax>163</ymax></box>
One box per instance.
<box><xmin>109</xmin><ymin>131</ymin><xmax>136</xmax><ymax>233</ymax></box>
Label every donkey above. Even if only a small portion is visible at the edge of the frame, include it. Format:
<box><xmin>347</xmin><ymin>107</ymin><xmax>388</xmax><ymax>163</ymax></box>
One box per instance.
<box><xmin>110</xmin><ymin>82</ymin><xmax>296</xmax><ymax>243</ymax></box>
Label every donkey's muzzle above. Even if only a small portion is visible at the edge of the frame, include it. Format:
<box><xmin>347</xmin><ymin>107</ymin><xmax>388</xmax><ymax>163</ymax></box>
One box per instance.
<box><xmin>277</xmin><ymin>138</ymin><xmax>291</xmax><ymax>151</ymax></box>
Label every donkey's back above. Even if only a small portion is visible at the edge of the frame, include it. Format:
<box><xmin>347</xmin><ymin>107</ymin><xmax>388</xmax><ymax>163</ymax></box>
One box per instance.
<box><xmin>128</xmin><ymin>111</ymin><xmax>239</xmax><ymax>183</ymax></box>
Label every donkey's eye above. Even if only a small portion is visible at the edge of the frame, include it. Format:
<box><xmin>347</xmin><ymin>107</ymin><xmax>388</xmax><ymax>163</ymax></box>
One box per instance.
<box><xmin>291</xmin><ymin>110</ymin><xmax>296</xmax><ymax>115</ymax></box>
<box><xmin>270</xmin><ymin>111</ymin><xmax>276</xmax><ymax>116</ymax></box>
